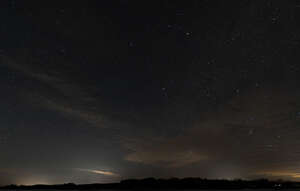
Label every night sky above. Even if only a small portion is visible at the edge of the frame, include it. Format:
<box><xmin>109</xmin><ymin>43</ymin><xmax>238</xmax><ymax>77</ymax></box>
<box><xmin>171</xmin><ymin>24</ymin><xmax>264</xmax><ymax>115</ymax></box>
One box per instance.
<box><xmin>1</xmin><ymin>0</ymin><xmax>300</xmax><ymax>185</ymax></box>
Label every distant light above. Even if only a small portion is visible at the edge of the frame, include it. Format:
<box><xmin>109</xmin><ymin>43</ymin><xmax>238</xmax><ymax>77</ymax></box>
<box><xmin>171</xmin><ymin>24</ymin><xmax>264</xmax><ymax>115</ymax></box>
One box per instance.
<box><xmin>17</xmin><ymin>177</ymin><xmax>50</xmax><ymax>186</ymax></box>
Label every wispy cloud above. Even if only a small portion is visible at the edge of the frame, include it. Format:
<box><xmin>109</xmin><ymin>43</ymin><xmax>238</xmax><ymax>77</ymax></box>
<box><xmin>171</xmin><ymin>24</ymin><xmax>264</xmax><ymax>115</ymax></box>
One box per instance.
<box><xmin>76</xmin><ymin>168</ymin><xmax>119</xmax><ymax>177</ymax></box>
<box><xmin>123</xmin><ymin>137</ymin><xmax>208</xmax><ymax>167</ymax></box>
<box><xmin>125</xmin><ymin>149</ymin><xmax>207</xmax><ymax>168</ymax></box>
<box><xmin>1</xmin><ymin>56</ymin><xmax>63</xmax><ymax>83</ymax></box>
<box><xmin>39</xmin><ymin>96</ymin><xmax>108</xmax><ymax>128</ymax></box>
<box><xmin>255</xmin><ymin>171</ymin><xmax>300</xmax><ymax>179</ymax></box>
<box><xmin>122</xmin><ymin>85</ymin><xmax>300</xmax><ymax>175</ymax></box>
<box><xmin>1</xmin><ymin>55</ymin><xmax>121</xmax><ymax>129</ymax></box>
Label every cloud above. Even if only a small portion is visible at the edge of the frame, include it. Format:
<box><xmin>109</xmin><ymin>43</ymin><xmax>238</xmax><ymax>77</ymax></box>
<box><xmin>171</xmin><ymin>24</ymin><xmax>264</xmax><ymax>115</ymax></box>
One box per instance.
<box><xmin>122</xmin><ymin>84</ymin><xmax>300</xmax><ymax>178</ymax></box>
<box><xmin>1</xmin><ymin>56</ymin><xmax>63</xmax><ymax>83</ymax></box>
<box><xmin>123</xmin><ymin>136</ymin><xmax>209</xmax><ymax>167</ymax></box>
<box><xmin>38</xmin><ymin>96</ymin><xmax>108</xmax><ymax>128</ymax></box>
<box><xmin>125</xmin><ymin>148</ymin><xmax>207</xmax><ymax>167</ymax></box>
<box><xmin>0</xmin><ymin>55</ymin><xmax>123</xmax><ymax>129</ymax></box>
<box><xmin>75</xmin><ymin>168</ymin><xmax>119</xmax><ymax>177</ymax></box>
<box><xmin>255</xmin><ymin>171</ymin><xmax>300</xmax><ymax>179</ymax></box>
<box><xmin>4</xmin><ymin>53</ymin><xmax>300</xmax><ymax>180</ymax></box>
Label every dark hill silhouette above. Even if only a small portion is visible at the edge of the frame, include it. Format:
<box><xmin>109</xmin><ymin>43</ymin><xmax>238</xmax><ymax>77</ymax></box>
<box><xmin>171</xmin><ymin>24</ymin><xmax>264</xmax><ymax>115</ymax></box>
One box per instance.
<box><xmin>1</xmin><ymin>178</ymin><xmax>300</xmax><ymax>190</ymax></box>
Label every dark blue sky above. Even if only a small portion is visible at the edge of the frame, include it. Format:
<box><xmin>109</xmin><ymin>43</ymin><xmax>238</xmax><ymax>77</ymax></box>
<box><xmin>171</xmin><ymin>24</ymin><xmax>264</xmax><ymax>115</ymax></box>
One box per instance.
<box><xmin>1</xmin><ymin>0</ymin><xmax>300</xmax><ymax>185</ymax></box>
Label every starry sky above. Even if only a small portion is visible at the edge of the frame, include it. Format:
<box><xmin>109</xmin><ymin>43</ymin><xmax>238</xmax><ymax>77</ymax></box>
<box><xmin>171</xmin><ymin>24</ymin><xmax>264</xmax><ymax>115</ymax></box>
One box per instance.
<box><xmin>1</xmin><ymin>0</ymin><xmax>300</xmax><ymax>185</ymax></box>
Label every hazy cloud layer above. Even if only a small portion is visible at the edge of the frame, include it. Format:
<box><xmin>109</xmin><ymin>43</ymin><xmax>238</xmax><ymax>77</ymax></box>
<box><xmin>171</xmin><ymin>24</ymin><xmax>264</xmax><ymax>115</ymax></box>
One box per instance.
<box><xmin>123</xmin><ymin>85</ymin><xmax>300</xmax><ymax>179</ymax></box>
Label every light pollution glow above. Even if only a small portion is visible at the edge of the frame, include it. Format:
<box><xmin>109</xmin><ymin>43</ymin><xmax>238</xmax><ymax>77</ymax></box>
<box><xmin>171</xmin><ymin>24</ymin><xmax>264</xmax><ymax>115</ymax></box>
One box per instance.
<box><xmin>256</xmin><ymin>171</ymin><xmax>300</xmax><ymax>179</ymax></box>
<box><xmin>16</xmin><ymin>177</ymin><xmax>50</xmax><ymax>186</ymax></box>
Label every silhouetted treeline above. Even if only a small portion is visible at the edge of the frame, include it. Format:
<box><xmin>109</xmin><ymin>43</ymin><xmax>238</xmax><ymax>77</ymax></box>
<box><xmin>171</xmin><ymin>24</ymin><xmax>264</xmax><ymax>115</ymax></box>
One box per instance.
<box><xmin>1</xmin><ymin>178</ymin><xmax>300</xmax><ymax>190</ymax></box>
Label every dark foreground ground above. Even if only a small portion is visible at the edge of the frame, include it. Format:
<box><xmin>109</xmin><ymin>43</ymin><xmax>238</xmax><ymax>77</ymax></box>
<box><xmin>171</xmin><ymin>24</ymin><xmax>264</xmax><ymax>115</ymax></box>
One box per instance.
<box><xmin>1</xmin><ymin>178</ymin><xmax>300</xmax><ymax>190</ymax></box>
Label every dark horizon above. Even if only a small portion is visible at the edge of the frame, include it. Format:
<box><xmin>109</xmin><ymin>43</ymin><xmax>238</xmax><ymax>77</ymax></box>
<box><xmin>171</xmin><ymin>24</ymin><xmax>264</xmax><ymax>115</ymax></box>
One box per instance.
<box><xmin>1</xmin><ymin>0</ymin><xmax>300</xmax><ymax>185</ymax></box>
<box><xmin>2</xmin><ymin>177</ymin><xmax>300</xmax><ymax>189</ymax></box>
